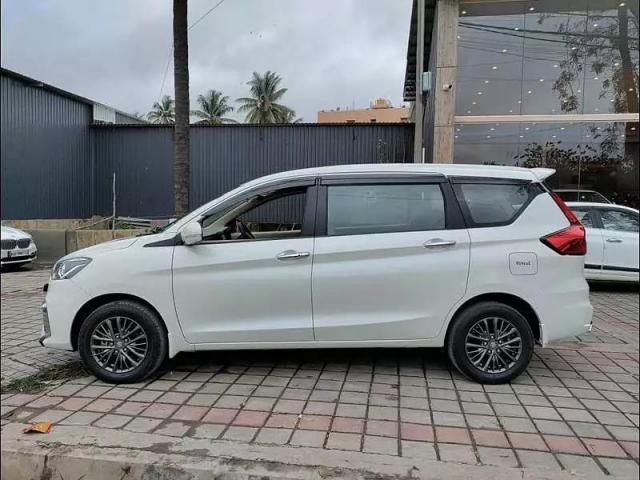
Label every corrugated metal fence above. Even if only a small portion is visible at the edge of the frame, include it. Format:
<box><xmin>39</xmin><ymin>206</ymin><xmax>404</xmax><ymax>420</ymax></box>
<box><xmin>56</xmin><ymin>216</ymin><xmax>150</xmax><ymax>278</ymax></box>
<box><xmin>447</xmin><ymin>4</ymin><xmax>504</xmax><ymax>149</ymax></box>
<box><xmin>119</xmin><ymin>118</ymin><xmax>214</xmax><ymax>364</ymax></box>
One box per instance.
<box><xmin>1</xmin><ymin>74</ymin><xmax>93</xmax><ymax>219</ymax></box>
<box><xmin>93</xmin><ymin>124</ymin><xmax>414</xmax><ymax>218</ymax></box>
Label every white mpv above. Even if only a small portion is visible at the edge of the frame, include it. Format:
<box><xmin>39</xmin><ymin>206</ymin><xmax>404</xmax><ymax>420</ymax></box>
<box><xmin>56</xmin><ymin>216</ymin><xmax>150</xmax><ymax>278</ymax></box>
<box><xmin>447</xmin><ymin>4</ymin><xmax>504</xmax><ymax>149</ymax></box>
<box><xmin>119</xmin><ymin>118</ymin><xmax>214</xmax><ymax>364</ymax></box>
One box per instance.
<box><xmin>41</xmin><ymin>164</ymin><xmax>593</xmax><ymax>384</ymax></box>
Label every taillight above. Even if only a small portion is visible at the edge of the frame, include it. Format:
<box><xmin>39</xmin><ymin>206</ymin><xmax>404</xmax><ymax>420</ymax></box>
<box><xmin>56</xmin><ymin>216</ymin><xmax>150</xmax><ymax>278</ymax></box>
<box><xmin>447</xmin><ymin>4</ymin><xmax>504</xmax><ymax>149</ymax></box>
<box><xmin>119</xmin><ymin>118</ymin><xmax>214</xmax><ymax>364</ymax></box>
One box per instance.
<box><xmin>540</xmin><ymin>192</ymin><xmax>587</xmax><ymax>255</ymax></box>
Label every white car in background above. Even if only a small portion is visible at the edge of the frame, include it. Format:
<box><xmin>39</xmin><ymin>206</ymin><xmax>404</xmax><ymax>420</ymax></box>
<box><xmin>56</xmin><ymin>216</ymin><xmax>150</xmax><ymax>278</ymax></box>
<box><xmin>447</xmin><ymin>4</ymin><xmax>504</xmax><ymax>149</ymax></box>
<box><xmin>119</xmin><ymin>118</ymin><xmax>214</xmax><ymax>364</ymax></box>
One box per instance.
<box><xmin>567</xmin><ymin>202</ymin><xmax>639</xmax><ymax>283</ymax></box>
<box><xmin>1</xmin><ymin>225</ymin><xmax>38</xmax><ymax>268</ymax></box>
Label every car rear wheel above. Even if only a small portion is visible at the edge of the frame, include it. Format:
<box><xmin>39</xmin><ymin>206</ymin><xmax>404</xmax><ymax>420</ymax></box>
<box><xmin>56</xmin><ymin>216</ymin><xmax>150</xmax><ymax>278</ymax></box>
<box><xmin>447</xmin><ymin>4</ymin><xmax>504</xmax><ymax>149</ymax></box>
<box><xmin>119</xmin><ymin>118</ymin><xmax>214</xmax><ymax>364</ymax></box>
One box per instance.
<box><xmin>78</xmin><ymin>300</ymin><xmax>167</xmax><ymax>383</ymax></box>
<box><xmin>447</xmin><ymin>301</ymin><xmax>534</xmax><ymax>384</ymax></box>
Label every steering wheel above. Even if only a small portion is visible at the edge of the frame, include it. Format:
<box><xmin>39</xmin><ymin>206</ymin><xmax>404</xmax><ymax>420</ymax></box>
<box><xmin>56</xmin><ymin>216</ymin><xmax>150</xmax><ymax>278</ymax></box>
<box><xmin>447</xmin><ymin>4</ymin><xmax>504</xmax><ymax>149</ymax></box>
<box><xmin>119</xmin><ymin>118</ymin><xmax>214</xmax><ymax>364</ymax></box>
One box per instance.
<box><xmin>235</xmin><ymin>218</ymin><xmax>255</xmax><ymax>240</ymax></box>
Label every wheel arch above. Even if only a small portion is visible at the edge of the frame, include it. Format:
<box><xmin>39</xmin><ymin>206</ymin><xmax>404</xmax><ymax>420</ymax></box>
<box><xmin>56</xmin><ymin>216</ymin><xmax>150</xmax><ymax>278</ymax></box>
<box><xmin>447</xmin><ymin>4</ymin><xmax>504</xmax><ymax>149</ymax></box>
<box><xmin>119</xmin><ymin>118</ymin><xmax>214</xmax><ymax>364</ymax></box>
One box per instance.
<box><xmin>70</xmin><ymin>293</ymin><xmax>168</xmax><ymax>351</ymax></box>
<box><xmin>445</xmin><ymin>293</ymin><xmax>541</xmax><ymax>348</ymax></box>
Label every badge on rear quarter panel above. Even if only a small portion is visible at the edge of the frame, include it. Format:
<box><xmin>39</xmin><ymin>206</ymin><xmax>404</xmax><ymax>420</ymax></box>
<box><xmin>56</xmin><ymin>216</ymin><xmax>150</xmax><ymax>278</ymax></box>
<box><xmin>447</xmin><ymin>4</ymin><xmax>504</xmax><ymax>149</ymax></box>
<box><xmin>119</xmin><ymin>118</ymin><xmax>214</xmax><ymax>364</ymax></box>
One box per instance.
<box><xmin>509</xmin><ymin>253</ymin><xmax>538</xmax><ymax>275</ymax></box>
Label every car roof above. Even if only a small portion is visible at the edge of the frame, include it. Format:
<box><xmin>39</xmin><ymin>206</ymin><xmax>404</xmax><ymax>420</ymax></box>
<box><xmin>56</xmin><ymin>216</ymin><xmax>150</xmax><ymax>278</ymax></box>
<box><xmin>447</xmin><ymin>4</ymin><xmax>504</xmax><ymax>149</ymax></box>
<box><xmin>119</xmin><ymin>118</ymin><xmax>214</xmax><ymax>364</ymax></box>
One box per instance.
<box><xmin>566</xmin><ymin>202</ymin><xmax>639</xmax><ymax>213</ymax></box>
<box><xmin>241</xmin><ymin>164</ymin><xmax>550</xmax><ymax>188</ymax></box>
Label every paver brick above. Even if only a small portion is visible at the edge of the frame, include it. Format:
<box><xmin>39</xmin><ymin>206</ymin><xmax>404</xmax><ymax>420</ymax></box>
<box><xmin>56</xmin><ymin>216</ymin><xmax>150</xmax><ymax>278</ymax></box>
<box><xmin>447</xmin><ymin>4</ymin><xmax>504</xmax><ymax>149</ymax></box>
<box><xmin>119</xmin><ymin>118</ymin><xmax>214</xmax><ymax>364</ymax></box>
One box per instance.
<box><xmin>435</xmin><ymin>426</ymin><xmax>471</xmax><ymax>444</ymax></box>
<box><xmin>583</xmin><ymin>438</ymin><xmax>628</xmax><ymax>458</ymax></box>
<box><xmin>326</xmin><ymin>432</ymin><xmax>361</xmax><ymax>451</ymax></box>
<box><xmin>472</xmin><ymin>429</ymin><xmax>510</xmax><ymax>448</ymax></box>
<box><xmin>255</xmin><ymin>427</ymin><xmax>292</xmax><ymax>445</ymax></box>
<box><xmin>438</xmin><ymin>443</ymin><xmax>477</xmax><ymax>464</ymax></box>
<box><xmin>124</xmin><ymin>417</ymin><xmax>162</xmax><ymax>433</ymax></box>
<box><xmin>363</xmin><ymin>435</ymin><xmax>398</xmax><ymax>455</ymax></box>
<box><xmin>94</xmin><ymin>414</ymin><xmax>131</xmax><ymax>428</ymax></box>
<box><xmin>83</xmin><ymin>398</ymin><xmax>122</xmax><ymax>413</ymax></box>
<box><xmin>172</xmin><ymin>405</ymin><xmax>208</xmax><ymax>421</ymax></box>
<box><xmin>290</xmin><ymin>429</ymin><xmax>325</xmax><ymax>447</ymax></box>
<box><xmin>401</xmin><ymin>423</ymin><xmax>434</xmax><ymax>441</ymax></box>
<box><xmin>298</xmin><ymin>415</ymin><xmax>331</xmax><ymax>431</ymax></box>
<box><xmin>233</xmin><ymin>410</ymin><xmax>269</xmax><ymax>427</ymax></box>
<box><xmin>506</xmin><ymin>432</ymin><xmax>548</xmax><ymax>451</ymax></box>
<box><xmin>202</xmin><ymin>407</ymin><xmax>237</xmax><ymax>424</ymax></box>
<box><xmin>477</xmin><ymin>446</ymin><xmax>518</xmax><ymax>468</ymax></box>
<box><xmin>544</xmin><ymin>435</ymin><xmax>589</xmax><ymax>455</ymax></box>
<box><xmin>58</xmin><ymin>397</ymin><xmax>93</xmax><ymax>411</ymax></box>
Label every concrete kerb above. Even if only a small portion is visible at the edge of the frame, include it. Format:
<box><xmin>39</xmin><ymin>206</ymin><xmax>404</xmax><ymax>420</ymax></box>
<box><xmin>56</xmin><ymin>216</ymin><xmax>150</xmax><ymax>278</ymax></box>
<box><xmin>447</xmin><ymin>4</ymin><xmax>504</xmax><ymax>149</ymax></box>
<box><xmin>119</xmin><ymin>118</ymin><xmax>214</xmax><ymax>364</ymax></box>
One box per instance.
<box><xmin>1</xmin><ymin>423</ymin><xmax>618</xmax><ymax>480</ymax></box>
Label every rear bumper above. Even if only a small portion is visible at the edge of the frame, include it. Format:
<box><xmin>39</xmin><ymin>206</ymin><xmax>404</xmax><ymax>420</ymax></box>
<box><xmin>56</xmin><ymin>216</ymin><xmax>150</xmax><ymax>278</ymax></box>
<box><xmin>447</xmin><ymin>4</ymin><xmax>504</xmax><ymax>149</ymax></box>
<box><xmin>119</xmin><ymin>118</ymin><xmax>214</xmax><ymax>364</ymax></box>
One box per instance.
<box><xmin>539</xmin><ymin>290</ymin><xmax>593</xmax><ymax>346</ymax></box>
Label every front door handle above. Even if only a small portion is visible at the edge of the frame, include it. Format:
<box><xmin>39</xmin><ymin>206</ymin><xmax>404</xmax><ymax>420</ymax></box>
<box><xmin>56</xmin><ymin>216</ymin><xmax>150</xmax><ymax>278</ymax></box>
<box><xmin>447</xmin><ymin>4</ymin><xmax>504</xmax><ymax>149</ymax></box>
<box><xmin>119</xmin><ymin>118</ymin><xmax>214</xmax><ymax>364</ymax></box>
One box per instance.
<box><xmin>276</xmin><ymin>250</ymin><xmax>310</xmax><ymax>260</ymax></box>
<box><xmin>606</xmin><ymin>238</ymin><xmax>623</xmax><ymax>243</ymax></box>
<box><xmin>423</xmin><ymin>239</ymin><xmax>457</xmax><ymax>248</ymax></box>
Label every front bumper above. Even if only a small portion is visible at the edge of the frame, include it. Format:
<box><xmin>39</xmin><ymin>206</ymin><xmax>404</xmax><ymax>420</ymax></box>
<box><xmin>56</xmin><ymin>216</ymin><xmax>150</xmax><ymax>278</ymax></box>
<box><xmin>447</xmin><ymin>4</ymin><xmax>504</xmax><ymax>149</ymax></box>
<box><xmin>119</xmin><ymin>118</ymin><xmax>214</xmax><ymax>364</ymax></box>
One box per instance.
<box><xmin>39</xmin><ymin>301</ymin><xmax>51</xmax><ymax>346</ymax></box>
<box><xmin>1</xmin><ymin>250</ymin><xmax>37</xmax><ymax>264</ymax></box>
<box><xmin>40</xmin><ymin>278</ymin><xmax>91</xmax><ymax>351</ymax></box>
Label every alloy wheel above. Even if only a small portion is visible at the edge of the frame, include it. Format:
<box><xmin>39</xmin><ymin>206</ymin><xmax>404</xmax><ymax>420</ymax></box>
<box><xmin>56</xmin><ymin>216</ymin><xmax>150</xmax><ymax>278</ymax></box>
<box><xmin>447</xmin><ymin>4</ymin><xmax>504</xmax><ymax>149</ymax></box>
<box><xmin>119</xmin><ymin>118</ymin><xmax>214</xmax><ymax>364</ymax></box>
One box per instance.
<box><xmin>464</xmin><ymin>316</ymin><xmax>522</xmax><ymax>374</ymax></box>
<box><xmin>90</xmin><ymin>316</ymin><xmax>148</xmax><ymax>373</ymax></box>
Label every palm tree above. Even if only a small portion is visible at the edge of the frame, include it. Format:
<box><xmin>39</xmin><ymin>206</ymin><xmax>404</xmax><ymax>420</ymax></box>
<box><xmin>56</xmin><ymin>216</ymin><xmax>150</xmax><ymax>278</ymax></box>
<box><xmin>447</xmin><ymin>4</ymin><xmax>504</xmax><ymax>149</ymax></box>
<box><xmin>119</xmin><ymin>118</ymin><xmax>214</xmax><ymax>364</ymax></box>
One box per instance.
<box><xmin>147</xmin><ymin>95</ymin><xmax>175</xmax><ymax>124</ymax></box>
<box><xmin>281</xmin><ymin>110</ymin><xmax>303</xmax><ymax>124</ymax></box>
<box><xmin>191</xmin><ymin>90</ymin><xmax>236</xmax><ymax>124</ymax></box>
<box><xmin>237</xmin><ymin>71</ymin><xmax>296</xmax><ymax>123</ymax></box>
<box><xmin>173</xmin><ymin>0</ymin><xmax>190</xmax><ymax>217</ymax></box>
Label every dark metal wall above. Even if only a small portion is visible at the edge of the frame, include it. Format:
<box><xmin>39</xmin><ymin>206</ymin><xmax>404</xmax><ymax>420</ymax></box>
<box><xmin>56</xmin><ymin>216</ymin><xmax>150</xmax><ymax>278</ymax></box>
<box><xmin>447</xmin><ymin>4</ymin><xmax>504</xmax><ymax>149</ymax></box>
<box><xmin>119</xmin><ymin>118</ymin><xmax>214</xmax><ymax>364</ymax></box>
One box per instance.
<box><xmin>1</xmin><ymin>74</ymin><xmax>93</xmax><ymax>219</ymax></box>
<box><xmin>93</xmin><ymin>127</ymin><xmax>174</xmax><ymax>218</ymax></box>
<box><xmin>93</xmin><ymin>124</ymin><xmax>414</xmax><ymax>218</ymax></box>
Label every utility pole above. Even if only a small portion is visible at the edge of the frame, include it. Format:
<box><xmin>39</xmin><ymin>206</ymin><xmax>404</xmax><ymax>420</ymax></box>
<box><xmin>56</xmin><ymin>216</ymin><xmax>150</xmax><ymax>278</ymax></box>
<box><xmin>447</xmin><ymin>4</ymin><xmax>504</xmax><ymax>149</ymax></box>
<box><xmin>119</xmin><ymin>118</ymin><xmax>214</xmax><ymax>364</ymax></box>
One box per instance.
<box><xmin>413</xmin><ymin>0</ymin><xmax>426</xmax><ymax>163</ymax></box>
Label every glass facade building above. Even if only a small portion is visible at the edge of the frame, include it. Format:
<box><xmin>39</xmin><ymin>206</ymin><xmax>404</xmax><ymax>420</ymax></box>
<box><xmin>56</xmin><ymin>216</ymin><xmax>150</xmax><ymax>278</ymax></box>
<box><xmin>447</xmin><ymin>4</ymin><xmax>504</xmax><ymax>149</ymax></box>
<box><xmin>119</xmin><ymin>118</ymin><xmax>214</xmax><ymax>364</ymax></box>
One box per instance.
<box><xmin>452</xmin><ymin>0</ymin><xmax>639</xmax><ymax>207</ymax></box>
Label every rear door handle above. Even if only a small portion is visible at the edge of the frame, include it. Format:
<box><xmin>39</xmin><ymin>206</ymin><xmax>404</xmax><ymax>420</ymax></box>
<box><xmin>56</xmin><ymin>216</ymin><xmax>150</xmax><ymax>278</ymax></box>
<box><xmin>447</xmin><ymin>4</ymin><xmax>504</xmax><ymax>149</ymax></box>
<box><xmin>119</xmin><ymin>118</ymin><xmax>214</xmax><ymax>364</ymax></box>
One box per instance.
<box><xmin>423</xmin><ymin>239</ymin><xmax>456</xmax><ymax>248</ymax></box>
<box><xmin>276</xmin><ymin>250</ymin><xmax>310</xmax><ymax>260</ymax></box>
<box><xmin>606</xmin><ymin>238</ymin><xmax>623</xmax><ymax>243</ymax></box>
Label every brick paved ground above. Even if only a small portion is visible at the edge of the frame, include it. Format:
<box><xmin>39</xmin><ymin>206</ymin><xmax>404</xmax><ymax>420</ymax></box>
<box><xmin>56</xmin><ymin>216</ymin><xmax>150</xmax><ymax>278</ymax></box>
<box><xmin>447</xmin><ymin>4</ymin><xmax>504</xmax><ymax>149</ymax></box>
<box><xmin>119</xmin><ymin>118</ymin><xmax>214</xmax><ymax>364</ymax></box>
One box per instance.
<box><xmin>1</xmin><ymin>269</ymin><xmax>76</xmax><ymax>382</ymax></box>
<box><xmin>1</xmin><ymin>269</ymin><xmax>638</xmax><ymax>478</ymax></box>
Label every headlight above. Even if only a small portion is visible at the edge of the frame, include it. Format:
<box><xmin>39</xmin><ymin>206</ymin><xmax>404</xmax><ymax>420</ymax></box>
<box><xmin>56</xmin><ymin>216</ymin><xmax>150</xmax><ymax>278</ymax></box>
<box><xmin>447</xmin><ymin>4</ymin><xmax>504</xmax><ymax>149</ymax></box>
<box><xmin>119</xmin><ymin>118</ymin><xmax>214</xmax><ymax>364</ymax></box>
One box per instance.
<box><xmin>51</xmin><ymin>257</ymin><xmax>92</xmax><ymax>280</ymax></box>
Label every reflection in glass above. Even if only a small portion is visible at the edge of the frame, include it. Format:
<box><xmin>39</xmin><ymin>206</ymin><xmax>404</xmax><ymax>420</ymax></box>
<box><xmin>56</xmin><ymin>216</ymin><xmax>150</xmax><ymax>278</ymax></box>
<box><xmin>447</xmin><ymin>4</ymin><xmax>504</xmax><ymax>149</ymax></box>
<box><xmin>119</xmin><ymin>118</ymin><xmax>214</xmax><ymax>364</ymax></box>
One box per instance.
<box><xmin>454</xmin><ymin>122</ymin><xmax>639</xmax><ymax>208</ymax></box>
<box><xmin>457</xmin><ymin>1</ymin><xmax>639</xmax><ymax>115</ymax></box>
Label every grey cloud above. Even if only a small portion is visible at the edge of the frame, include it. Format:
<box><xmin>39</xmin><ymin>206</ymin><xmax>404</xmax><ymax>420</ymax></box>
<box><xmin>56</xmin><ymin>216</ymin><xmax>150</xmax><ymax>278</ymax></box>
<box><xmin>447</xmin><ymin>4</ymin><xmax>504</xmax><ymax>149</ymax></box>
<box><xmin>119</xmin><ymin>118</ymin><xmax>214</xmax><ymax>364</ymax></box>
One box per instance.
<box><xmin>1</xmin><ymin>0</ymin><xmax>411</xmax><ymax>121</ymax></box>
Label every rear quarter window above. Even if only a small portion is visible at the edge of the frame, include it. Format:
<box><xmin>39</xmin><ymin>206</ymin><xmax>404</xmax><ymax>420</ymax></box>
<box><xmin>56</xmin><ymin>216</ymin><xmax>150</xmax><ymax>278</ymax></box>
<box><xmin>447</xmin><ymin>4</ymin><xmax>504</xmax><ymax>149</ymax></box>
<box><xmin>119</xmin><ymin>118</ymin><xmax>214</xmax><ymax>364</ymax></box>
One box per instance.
<box><xmin>454</xmin><ymin>182</ymin><xmax>543</xmax><ymax>227</ymax></box>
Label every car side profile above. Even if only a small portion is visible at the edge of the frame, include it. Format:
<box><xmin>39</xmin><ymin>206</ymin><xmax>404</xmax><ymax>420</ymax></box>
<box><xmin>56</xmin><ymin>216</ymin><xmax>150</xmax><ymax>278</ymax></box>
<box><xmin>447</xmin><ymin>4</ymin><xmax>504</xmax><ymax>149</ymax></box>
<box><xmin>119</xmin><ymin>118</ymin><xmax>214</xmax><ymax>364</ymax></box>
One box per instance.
<box><xmin>567</xmin><ymin>202</ymin><xmax>639</xmax><ymax>283</ymax></box>
<box><xmin>41</xmin><ymin>164</ymin><xmax>593</xmax><ymax>384</ymax></box>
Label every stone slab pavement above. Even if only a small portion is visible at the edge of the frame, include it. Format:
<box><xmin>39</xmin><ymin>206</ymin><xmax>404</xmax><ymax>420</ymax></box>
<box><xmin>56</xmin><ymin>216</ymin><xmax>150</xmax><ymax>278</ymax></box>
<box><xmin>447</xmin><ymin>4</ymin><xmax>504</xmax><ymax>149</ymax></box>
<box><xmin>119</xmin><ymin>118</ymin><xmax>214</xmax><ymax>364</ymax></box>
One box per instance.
<box><xmin>1</xmin><ymin>268</ymin><xmax>638</xmax><ymax>479</ymax></box>
<box><xmin>1</xmin><ymin>269</ymin><xmax>76</xmax><ymax>382</ymax></box>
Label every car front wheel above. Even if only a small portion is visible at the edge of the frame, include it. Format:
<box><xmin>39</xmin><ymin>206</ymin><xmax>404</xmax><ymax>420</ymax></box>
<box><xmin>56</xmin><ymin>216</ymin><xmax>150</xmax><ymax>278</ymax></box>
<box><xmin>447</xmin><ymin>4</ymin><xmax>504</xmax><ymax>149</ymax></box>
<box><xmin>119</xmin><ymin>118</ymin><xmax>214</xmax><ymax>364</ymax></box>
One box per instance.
<box><xmin>447</xmin><ymin>301</ymin><xmax>534</xmax><ymax>384</ymax></box>
<box><xmin>78</xmin><ymin>300</ymin><xmax>167</xmax><ymax>383</ymax></box>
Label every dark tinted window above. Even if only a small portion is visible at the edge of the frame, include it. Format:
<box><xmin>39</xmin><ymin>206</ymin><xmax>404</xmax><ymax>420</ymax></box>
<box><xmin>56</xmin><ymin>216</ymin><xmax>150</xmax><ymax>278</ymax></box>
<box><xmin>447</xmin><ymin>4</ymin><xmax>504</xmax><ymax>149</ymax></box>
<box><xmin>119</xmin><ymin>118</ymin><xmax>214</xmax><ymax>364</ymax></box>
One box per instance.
<box><xmin>600</xmin><ymin>209</ymin><xmax>639</xmax><ymax>233</ymax></box>
<box><xmin>555</xmin><ymin>191</ymin><xmax>578</xmax><ymax>202</ymax></box>
<box><xmin>457</xmin><ymin>183</ymin><xmax>539</xmax><ymax>226</ymax></box>
<box><xmin>327</xmin><ymin>184</ymin><xmax>445</xmax><ymax>236</ymax></box>
<box><xmin>571</xmin><ymin>208</ymin><xmax>595</xmax><ymax>228</ymax></box>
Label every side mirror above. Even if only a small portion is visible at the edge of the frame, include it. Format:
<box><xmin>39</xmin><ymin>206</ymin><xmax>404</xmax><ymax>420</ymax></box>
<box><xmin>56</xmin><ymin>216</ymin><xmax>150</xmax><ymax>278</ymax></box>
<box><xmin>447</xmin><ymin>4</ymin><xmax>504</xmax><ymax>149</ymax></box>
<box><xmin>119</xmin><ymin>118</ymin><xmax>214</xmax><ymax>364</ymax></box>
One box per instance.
<box><xmin>180</xmin><ymin>221</ymin><xmax>203</xmax><ymax>246</ymax></box>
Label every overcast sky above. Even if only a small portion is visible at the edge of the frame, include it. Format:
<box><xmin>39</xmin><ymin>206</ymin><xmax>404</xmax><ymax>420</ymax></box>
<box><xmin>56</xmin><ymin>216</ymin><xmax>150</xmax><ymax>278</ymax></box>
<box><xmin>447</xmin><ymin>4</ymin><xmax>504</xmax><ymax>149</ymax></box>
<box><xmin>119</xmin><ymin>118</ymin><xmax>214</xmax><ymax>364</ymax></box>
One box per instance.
<box><xmin>1</xmin><ymin>0</ymin><xmax>411</xmax><ymax>122</ymax></box>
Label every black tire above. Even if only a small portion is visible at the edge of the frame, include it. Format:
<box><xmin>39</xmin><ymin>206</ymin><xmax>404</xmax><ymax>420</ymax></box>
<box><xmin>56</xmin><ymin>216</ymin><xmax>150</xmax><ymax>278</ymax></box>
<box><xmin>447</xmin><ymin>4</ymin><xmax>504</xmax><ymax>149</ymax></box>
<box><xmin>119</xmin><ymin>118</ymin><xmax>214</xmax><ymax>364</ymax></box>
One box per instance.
<box><xmin>447</xmin><ymin>301</ymin><xmax>534</xmax><ymax>384</ymax></box>
<box><xmin>78</xmin><ymin>300</ymin><xmax>167</xmax><ymax>383</ymax></box>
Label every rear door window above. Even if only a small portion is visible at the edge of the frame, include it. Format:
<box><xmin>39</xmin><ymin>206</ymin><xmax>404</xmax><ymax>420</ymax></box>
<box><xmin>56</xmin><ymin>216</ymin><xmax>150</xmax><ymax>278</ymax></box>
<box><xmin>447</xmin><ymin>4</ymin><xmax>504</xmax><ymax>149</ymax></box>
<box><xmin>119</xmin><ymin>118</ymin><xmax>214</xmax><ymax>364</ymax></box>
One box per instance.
<box><xmin>454</xmin><ymin>182</ymin><xmax>542</xmax><ymax>227</ymax></box>
<box><xmin>599</xmin><ymin>209</ymin><xmax>639</xmax><ymax>233</ymax></box>
<box><xmin>326</xmin><ymin>184</ymin><xmax>445</xmax><ymax>236</ymax></box>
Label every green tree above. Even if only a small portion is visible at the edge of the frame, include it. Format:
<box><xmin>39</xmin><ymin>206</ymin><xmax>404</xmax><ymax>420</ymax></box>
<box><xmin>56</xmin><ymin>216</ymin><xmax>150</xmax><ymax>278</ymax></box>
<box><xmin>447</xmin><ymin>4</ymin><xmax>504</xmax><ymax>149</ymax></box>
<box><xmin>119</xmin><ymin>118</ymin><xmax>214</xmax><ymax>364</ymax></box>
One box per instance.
<box><xmin>237</xmin><ymin>71</ymin><xmax>296</xmax><ymax>123</ymax></box>
<box><xmin>173</xmin><ymin>0</ymin><xmax>190</xmax><ymax>217</ymax></box>
<box><xmin>147</xmin><ymin>95</ymin><xmax>175</xmax><ymax>124</ymax></box>
<box><xmin>281</xmin><ymin>109</ymin><xmax>303</xmax><ymax>124</ymax></box>
<box><xmin>192</xmin><ymin>90</ymin><xmax>236</xmax><ymax>124</ymax></box>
